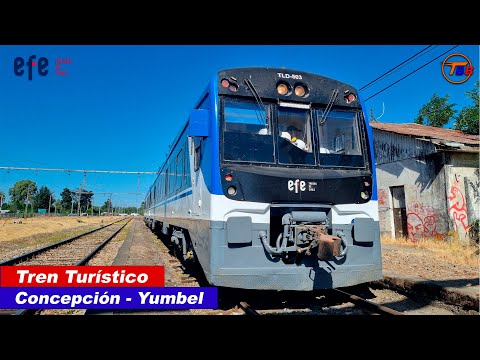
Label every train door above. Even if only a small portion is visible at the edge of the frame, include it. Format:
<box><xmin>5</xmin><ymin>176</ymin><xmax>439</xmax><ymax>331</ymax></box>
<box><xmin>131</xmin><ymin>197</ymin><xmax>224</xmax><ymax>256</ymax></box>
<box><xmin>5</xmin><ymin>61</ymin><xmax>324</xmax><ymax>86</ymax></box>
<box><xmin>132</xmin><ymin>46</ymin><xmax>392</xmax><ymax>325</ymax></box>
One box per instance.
<box><xmin>391</xmin><ymin>186</ymin><xmax>407</xmax><ymax>238</ymax></box>
<box><xmin>190</xmin><ymin>137</ymin><xmax>203</xmax><ymax>216</ymax></box>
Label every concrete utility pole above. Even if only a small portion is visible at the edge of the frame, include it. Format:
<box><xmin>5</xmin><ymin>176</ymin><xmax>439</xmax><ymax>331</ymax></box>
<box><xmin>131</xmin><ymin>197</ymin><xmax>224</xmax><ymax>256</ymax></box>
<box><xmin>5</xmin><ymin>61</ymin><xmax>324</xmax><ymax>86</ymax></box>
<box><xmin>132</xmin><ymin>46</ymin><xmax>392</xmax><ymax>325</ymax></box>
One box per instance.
<box><xmin>24</xmin><ymin>185</ymin><xmax>30</xmax><ymax>219</ymax></box>
<box><xmin>77</xmin><ymin>185</ymin><xmax>82</xmax><ymax>215</ymax></box>
<box><xmin>48</xmin><ymin>193</ymin><xmax>52</xmax><ymax>215</ymax></box>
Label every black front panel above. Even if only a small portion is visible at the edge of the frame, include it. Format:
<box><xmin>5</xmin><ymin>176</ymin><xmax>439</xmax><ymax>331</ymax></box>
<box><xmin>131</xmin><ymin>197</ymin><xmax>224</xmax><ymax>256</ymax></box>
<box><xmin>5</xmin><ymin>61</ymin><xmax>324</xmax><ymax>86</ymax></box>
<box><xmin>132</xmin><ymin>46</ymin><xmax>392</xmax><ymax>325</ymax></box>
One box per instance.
<box><xmin>218</xmin><ymin>67</ymin><xmax>360</xmax><ymax>108</ymax></box>
<box><xmin>220</xmin><ymin>165</ymin><xmax>373</xmax><ymax>204</ymax></box>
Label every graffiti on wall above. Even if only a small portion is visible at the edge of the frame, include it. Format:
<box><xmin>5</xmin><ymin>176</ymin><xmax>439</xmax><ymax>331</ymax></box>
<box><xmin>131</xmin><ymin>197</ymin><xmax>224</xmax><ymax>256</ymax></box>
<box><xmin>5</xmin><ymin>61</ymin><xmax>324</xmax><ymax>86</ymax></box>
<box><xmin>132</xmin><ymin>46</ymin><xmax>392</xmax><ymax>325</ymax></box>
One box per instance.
<box><xmin>378</xmin><ymin>188</ymin><xmax>388</xmax><ymax>206</ymax></box>
<box><xmin>448</xmin><ymin>176</ymin><xmax>469</xmax><ymax>235</ymax></box>
<box><xmin>406</xmin><ymin>201</ymin><xmax>439</xmax><ymax>240</ymax></box>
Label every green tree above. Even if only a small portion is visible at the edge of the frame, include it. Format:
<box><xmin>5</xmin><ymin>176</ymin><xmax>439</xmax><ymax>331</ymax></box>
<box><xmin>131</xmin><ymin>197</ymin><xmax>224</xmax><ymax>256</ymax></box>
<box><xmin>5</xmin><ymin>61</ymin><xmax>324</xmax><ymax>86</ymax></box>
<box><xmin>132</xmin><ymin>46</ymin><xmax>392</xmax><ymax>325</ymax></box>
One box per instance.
<box><xmin>414</xmin><ymin>93</ymin><xmax>457</xmax><ymax>128</ymax></box>
<box><xmin>8</xmin><ymin>180</ymin><xmax>37</xmax><ymax>211</ymax></box>
<box><xmin>101</xmin><ymin>199</ymin><xmax>112</xmax><ymax>213</ymax></box>
<box><xmin>60</xmin><ymin>188</ymin><xmax>73</xmax><ymax>212</ymax></box>
<box><xmin>33</xmin><ymin>186</ymin><xmax>55</xmax><ymax>212</ymax></box>
<box><xmin>454</xmin><ymin>80</ymin><xmax>479</xmax><ymax>135</ymax></box>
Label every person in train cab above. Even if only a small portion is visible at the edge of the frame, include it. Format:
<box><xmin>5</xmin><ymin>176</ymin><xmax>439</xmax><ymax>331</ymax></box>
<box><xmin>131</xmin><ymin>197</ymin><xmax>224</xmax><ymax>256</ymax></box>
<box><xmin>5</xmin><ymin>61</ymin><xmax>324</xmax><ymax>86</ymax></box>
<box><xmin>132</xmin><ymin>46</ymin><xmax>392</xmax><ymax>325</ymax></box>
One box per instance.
<box><xmin>281</xmin><ymin>125</ymin><xmax>306</xmax><ymax>150</ymax></box>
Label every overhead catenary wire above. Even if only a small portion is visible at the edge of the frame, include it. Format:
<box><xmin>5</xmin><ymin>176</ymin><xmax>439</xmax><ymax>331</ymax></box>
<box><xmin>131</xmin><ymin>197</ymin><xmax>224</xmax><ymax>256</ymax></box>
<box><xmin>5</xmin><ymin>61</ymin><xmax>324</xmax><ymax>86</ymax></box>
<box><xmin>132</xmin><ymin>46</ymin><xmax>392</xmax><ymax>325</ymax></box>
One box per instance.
<box><xmin>363</xmin><ymin>45</ymin><xmax>459</xmax><ymax>102</ymax></box>
<box><xmin>0</xmin><ymin>166</ymin><xmax>156</xmax><ymax>174</ymax></box>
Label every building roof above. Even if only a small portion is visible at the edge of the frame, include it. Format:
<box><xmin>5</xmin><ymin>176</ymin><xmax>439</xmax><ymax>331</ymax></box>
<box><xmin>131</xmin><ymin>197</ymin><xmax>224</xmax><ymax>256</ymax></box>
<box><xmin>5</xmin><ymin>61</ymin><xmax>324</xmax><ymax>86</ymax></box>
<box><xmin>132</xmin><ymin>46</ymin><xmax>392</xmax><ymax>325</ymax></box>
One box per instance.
<box><xmin>369</xmin><ymin>122</ymin><xmax>479</xmax><ymax>151</ymax></box>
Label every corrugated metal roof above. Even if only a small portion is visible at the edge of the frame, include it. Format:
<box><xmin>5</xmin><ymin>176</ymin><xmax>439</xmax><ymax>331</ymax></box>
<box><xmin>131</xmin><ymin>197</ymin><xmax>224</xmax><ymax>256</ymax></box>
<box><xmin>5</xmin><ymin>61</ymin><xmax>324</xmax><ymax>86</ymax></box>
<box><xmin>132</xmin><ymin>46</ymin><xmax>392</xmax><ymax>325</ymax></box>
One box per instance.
<box><xmin>369</xmin><ymin>122</ymin><xmax>479</xmax><ymax>146</ymax></box>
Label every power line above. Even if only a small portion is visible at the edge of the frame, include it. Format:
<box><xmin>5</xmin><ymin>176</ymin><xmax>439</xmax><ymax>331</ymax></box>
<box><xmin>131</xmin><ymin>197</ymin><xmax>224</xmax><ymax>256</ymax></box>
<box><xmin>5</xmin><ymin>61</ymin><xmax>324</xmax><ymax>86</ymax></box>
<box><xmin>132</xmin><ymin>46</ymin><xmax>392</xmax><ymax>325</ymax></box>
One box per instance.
<box><xmin>363</xmin><ymin>45</ymin><xmax>459</xmax><ymax>102</ymax></box>
<box><xmin>86</xmin><ymin>192</ymin><xmax>145</xmax><ymax>195</ymax></box>
<box><xmin>359</xmin><ymin>45</ymin><xmax>434</xmax><ymax>91</ymax></box>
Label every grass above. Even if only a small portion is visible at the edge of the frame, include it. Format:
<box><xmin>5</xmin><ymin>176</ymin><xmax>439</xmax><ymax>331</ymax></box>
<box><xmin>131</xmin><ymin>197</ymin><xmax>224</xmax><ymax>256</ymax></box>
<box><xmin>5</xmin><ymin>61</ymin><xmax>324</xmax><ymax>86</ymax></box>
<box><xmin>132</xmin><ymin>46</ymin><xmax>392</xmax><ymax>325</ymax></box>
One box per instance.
<box><xmin>11</xmin><ymin>226</ymin><xmax>99</xmax><ymax>250</ymax></box>
<box><xmin>0</xmin><ymin>216</ymin><xmax>119</xmax><ymax>243</ymax></box>
<box><xmin>381</xmin><ymin>234</ymin><xmax>480</xmax><ymax>268</ymax></box>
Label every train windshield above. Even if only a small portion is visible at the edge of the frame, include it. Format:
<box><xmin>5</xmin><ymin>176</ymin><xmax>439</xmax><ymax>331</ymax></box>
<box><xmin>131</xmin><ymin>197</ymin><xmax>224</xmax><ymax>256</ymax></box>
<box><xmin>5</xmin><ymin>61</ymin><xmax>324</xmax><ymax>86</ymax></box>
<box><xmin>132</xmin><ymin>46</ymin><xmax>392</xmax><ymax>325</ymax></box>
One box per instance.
<box><xmin>223</xmin><ymin>99</ymin><xmax>275</xmax><ymax>163</ymax></box>
<box><xmin>222</xmin><ymin>98</ymin><xmax>366</xmax><ymax>168</ymax></box>
<box><xmin>316</xmin><ymin>109</ymin><xmax>365</xmax><ymax>167</ymax></box>
<box><xmin>277</xmin><ymin>107</ymin><xmax>315</xmax><ymax>165</ymax></box>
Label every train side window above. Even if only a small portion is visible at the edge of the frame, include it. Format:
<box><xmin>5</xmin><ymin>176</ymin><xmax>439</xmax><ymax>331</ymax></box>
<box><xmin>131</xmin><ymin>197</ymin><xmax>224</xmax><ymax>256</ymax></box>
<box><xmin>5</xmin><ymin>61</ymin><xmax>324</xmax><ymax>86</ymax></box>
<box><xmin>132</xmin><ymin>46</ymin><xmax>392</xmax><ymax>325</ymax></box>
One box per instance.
<box><xmin>169</xmin><ymin>162</ymin><xmax>176</xmax><ymax>194</ymax></box>
<box><xmin>159</xmin><ymin>176</ymin><xmax>163</xmax><ymax>200</ymax></box>
<box><xmin>165</xmin><ymin>169</ymin><xmax>169</xmax><ymax>196</ymax></box>
<box><xmin>176</xmin><ymin>148</ymin><xmax>184</xmax><ymax>190</ymax></box>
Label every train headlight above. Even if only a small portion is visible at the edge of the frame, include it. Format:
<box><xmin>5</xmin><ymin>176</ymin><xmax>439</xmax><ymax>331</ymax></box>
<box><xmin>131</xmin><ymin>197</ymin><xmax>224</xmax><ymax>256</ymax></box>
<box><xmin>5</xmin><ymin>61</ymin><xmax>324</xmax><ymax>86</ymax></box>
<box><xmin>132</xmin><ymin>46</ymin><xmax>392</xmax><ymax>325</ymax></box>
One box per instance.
<box><xmin>225</xmin><ymin>173</ymin><xmax>233</xmax><ymax>182</ymax></box>
<box><xmin>294</xmin><ymin>85</ymin><xmax>306</xmax><ymax>97</ymax></box>
<box><xmin>360</xmin><ymin>191</ymin><xmax>370</xmax><ymax>200</ymax></box>
<box><xmin>277</xmin><ymin>83</ymin><xmax>290</xmax><ymax>96</ymax></box>
<box><xmin>227</xmin><ymin>186</ymin><xmax>237</xmax><ymax>196</ymax></box>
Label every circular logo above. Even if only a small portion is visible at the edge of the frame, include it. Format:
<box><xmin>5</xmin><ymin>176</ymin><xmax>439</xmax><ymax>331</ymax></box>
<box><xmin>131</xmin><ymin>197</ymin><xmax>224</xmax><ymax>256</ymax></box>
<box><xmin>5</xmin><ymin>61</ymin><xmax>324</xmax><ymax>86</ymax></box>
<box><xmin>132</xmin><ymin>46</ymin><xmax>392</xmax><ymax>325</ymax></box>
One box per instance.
<box><xmin>441</xmin><ymin>53</ymin><xmax>474</xmax><ymax>84</ymax></box>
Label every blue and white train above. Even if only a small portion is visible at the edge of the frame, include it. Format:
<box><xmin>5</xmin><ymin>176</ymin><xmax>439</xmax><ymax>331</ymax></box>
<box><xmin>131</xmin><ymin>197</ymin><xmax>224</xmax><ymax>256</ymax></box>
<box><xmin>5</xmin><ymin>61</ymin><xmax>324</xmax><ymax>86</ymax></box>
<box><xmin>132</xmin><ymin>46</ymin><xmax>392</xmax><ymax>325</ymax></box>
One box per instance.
<box><xmin>144</xmin><ymin>67</ymin><xmax>382</xmax><ymax>290</ymax></box>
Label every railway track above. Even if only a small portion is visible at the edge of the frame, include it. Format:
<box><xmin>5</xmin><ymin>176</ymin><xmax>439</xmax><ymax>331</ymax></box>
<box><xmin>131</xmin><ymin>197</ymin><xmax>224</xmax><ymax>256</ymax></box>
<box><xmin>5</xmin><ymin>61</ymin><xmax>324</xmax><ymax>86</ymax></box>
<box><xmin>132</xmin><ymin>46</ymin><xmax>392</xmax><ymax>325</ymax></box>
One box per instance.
<box><xmin>332</xmin><ymin>288</ymin><xmax>404</xmax><ymax>315</ymax></box>
<box><xmin>1</xmin><ymin>217</ymin><xmax>132</xmax><ymax>315</ymax></box>
<box><xmin>0</xmin><ymin>217</ymin><xmax>132</xmax><ymax>266</ymax></box>
<box><xmin>223</xmin><ymin>288</ymin><xmax>404</xmax><ymax>316</ymax></box>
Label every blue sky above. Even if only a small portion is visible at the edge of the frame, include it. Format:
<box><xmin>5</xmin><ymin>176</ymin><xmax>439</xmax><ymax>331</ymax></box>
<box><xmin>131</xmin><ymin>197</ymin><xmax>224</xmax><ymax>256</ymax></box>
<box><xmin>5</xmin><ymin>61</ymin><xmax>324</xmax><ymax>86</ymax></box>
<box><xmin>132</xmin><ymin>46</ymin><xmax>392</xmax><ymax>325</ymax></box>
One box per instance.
<box><xmin>0</xmin><ymin>45</ymin><xmax>478</xmax><ymax>207</ymax></box>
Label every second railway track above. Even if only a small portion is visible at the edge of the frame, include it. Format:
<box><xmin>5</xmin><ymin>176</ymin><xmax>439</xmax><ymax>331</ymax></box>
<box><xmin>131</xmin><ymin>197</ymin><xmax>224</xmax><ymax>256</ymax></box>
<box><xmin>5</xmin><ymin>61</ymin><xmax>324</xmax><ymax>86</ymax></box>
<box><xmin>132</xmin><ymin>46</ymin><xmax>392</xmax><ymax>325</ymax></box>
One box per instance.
<box><xmin>0</xmin><ymin>217</ymin><xmax>132</xmax><ymax>267</ymax></box>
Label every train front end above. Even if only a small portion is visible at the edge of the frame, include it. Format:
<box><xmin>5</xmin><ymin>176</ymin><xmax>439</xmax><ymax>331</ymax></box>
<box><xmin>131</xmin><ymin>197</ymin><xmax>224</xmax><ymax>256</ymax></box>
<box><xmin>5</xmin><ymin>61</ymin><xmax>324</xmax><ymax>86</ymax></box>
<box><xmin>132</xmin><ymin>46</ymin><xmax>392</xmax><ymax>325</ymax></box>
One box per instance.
<box><xmin>193</xmin><ymin>67</ymin><xmax>382</xmax><ymax>290</ymax></box>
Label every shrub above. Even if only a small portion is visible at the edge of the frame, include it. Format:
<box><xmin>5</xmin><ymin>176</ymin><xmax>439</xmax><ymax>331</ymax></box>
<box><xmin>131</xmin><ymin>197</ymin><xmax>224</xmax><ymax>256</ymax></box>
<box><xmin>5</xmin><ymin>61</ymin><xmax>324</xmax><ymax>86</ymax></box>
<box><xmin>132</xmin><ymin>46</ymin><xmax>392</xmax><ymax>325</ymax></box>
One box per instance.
<box><xmin>468</xmin><ymin>218</ymin><xmax>479</xmax><ymax>245</ymax></box>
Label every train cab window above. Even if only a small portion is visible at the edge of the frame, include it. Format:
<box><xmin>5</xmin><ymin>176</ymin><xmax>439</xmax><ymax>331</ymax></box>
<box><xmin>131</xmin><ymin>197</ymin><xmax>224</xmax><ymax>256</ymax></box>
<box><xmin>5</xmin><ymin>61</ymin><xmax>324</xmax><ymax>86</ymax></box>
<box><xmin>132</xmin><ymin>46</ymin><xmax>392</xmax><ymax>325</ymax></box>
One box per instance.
<box><xmin>277</xmin><ymin>107</ymin><xmax>315</xmax><ymax>165</ymax></box>
<box><xmin>222</xmin><ymin>100</ymin><xmax>274</xmax><ymax>163</ymax></box>
<box><xmin>316</xmin><ymin>109</ymin><xmax>364</xmax><ymax>167</ymax></box>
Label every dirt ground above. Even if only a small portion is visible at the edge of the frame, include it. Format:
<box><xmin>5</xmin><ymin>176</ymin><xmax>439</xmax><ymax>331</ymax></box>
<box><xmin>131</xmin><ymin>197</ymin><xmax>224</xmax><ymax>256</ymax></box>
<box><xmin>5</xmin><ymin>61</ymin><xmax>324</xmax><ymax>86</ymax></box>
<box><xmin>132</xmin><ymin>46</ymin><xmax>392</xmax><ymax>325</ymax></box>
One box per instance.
<box><xmin>381</xmin><ymin>243</ymin><xmax>479</xmax><ymax>283</ymax></box>
<box><xmin>0</xmin><ymin>216</ymin><xmax>122</xmax><ymax>261</ymax></box>
<box><xmin>0</xmin><ymin>216</ymin><xmax>119</xmax><ymax>242</ymax></box>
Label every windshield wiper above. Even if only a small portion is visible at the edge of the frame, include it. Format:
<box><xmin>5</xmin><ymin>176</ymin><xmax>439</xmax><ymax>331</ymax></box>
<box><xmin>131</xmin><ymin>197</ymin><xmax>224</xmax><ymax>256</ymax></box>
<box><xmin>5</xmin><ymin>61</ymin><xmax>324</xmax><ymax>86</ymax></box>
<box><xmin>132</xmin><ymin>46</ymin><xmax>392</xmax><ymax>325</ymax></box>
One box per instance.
<box><xmin>319</xmin><ymin>88</ymin><xmax>339</xmax><ymax>125</ymax></box>
<box><xmin>244</xmin><ymin>78</ymin><xmax>269</xmax><ymax>126</ymax></box>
